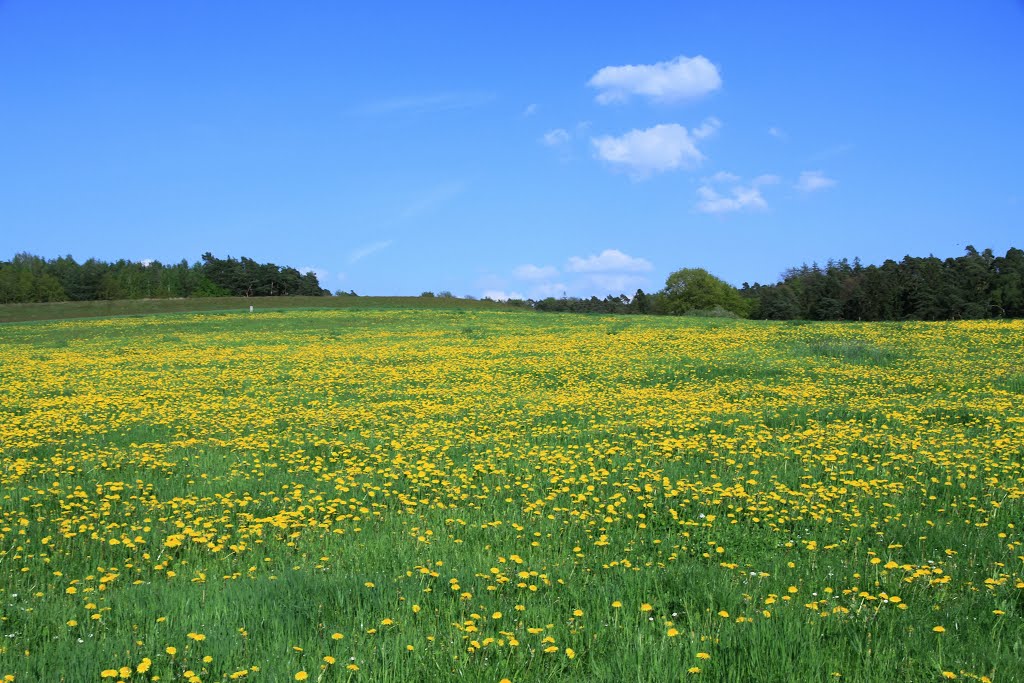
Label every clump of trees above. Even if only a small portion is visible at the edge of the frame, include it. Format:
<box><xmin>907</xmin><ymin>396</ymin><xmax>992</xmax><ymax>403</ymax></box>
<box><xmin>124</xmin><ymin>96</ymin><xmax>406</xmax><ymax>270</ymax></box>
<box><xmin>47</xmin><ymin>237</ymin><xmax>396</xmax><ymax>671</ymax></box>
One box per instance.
<box><xmin>0</xmin><ymin>252</ymin><xmax>329</xmax><ymax>303</ymax></box>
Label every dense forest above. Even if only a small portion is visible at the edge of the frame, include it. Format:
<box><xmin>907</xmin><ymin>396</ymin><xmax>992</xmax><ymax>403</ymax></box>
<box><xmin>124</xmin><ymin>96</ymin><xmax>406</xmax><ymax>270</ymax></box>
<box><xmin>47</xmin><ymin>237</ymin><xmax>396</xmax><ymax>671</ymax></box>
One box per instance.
<box><xmin>2</xmin><ymin>246</ymin><xmax>1022</xmax><ymax>321</ymax></box>
<box><xmin>0</xmin><ymin>252</ymin><xmax>329</xmax><ymax>303</ymax></box>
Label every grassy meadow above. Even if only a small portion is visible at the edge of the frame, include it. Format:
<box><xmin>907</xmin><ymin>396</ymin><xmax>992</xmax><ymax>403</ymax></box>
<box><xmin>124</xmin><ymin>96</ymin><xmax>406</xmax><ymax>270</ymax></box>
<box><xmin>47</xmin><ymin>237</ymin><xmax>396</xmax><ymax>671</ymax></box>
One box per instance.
<box><xmin>1</xmin><ymin>309</ymin><xmax>1022</xmax><ymax>682</ymax></box>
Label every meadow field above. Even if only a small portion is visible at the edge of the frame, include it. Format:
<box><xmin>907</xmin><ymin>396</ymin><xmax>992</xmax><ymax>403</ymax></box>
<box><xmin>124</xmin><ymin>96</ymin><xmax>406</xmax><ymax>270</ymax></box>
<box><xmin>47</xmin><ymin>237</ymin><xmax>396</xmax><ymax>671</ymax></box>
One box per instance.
<box><xmin>0</xmin><ymin>309</ymin><xmax>1021</xmax><ymax>682</ymax></box>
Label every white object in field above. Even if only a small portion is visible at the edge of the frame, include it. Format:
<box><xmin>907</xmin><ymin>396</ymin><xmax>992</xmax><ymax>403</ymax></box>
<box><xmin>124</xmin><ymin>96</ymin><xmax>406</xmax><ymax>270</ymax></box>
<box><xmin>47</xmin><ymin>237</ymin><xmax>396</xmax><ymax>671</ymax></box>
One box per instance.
<box><xmin>249</xmin><ymin>305</ymin><xmax>254</xmax><ymax>313</ymax></box>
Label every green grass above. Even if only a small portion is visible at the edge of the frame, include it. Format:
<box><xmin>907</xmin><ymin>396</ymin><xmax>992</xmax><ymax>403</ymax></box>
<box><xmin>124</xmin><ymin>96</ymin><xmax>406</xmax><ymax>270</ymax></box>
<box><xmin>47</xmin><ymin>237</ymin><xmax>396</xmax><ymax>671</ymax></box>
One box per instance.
<box><xmin>0</xmin><ymin>295</ymin><xmax>520</xmax><ymax>324</ymax></box>
<box><xmin>0</xmin><ymin>311</ymin><xmax>1021</xmax><ymax>682</ymax></box>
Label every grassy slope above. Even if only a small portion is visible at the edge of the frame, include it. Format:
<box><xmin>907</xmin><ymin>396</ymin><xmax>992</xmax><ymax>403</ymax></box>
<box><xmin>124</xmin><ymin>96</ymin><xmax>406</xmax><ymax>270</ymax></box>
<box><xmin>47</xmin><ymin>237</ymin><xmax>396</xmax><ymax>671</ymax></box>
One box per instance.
<box><xmin>0</xmin><ymin>295</ymin><xmax>519</xmax><ymax>323</ymax></box>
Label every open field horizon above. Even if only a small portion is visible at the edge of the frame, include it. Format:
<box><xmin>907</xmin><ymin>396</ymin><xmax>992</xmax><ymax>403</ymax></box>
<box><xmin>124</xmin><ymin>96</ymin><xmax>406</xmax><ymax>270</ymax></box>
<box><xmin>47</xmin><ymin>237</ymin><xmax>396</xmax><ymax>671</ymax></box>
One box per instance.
<box><xmin>0</xmin><ymin>296</ymin><xmax>521</xmax><ymax>325</ymax></box>
<box><xmin>1</xmin><ymin>309</ymin><xmax>1021</xmax><ymax>681</ymax></box>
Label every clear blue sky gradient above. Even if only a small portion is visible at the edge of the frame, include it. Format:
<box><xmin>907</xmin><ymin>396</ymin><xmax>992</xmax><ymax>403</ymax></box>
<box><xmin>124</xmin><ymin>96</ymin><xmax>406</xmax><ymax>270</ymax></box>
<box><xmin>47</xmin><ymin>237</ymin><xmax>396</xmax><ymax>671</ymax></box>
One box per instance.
<box><xmin>2</xmin><ymin>1</ymin><xmax>1021</xmax><ymax>297</ymax></box>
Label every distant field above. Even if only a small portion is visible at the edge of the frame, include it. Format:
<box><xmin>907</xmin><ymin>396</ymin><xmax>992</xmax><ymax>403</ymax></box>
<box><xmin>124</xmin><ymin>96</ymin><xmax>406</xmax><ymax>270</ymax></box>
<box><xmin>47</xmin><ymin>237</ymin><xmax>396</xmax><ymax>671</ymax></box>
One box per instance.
<box><xmin>1</xmin><ymin>311</ymin><xmax>1021</xmax><ymax>682</ymax></box>
<box><xmin>0</xmin><ymin>295</ymin><xmax>518</xmax><ymax>323</ymax></box>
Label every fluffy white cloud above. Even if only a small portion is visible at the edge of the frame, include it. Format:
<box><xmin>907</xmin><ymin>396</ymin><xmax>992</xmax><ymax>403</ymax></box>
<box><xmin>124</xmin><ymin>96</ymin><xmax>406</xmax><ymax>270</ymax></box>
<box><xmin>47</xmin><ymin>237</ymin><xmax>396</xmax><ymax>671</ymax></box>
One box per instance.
<box><xmin>522</xmin><ymin>103</ymin><xmax>539</xmax><ymax>117</ymax></box>
<box><xmin>588</xmin><ymin>55</ymin><xmax>722</xmax><ymax>104</ymax></box>
<box><xmin>514</xmin><ymin>264</ymin><xmax>560</xmax><ymax>280</ymax></box>
<box><xmin>542</xmin><ymin>128</ymin><xmax>570</xmax><ymax>146</ymax></box>
<box><xmin>768</xmin><ymin>126</ymin><xmax>786</xmax><ymax>139</ymax></box>
<box><xmin>567</xmin><ymin>249</ymin><xmax>653</xmax><ymax>273</ymax></box>
<box><xmin>592</xmin><ymin>124</ymin><xmax>703</xmax><ymax>178</ymax></box>
<box><xmin>695</xmin><ymin>173</ymin><xmax>778</xmax><ymax>214</ymax></box>
<box><xmin>795</xmin><ymin>170</ymin><xmax>836</xmax><ymax>192</ymax></box>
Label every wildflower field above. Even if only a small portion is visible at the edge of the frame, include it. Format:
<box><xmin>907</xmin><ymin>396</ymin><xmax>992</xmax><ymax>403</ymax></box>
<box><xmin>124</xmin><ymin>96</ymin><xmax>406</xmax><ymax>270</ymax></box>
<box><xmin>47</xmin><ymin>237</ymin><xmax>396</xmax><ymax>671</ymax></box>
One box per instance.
<box><xmin>1</xmin><ymin>309</ymin><xmax>1022</xmax><ymax>682</ymax></box>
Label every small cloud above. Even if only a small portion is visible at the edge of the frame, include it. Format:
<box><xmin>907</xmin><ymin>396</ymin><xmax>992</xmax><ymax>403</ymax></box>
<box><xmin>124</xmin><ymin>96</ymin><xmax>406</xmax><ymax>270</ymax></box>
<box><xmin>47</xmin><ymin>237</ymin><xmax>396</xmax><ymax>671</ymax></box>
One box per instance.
<box><xmin>140</xmin><ymin>258</ymin><xmax>154</xmax><ymax>267</ymax></box>
<box><xmin>522</xmin><ymin>103</ymin><xmax>539</xmax><ymax>117</ymax></box>
<box><xmin>567</xmin><ymin>249</ymin><xmax>653</xmax><ymax>273</ymax></box>
<box><xmin>514</xmin><ymin>264</ymin><xmax>560</xmax><ymax>280</ymax></box>
<box><xmin>482</xmin><ymin>289</ymin><xmax>525</xmax><ymax>301</ymax></box>
<box><xmin>588</xmin><ymin>54</ymin><xmax>722</xmax><ymax>104</ymax></box>
<box><xmin>707</xmin><ymin>171</ymin><xmax>740</xmax><ymax>183</ymax></box>
<box><xmin>768</xmin><ymin>126</ymin><xmax>787</xmax><ymax>139</ymax></box>
<box><xmin>592</xmin><ymin>123</ymin><xmax>704</xmax><ymax>178</ymax></box>
<box><xmin>542</xmin><ymin>128</ymin><xmax>570</xmax><ymax>146</ymax></box>
<box><xmin>691</xmin><ymin>117</ymin><xmax>721</xmax><ymax>140</ymax></box>
<box><xmin>349</xmin><ymin>240</ymin><xmax>393</xmax><ymax>264</ymax></box>
<box><xmin>794</xmin><ymin>170</ymin><xmax>836</xmax><ymax>192</ymax></box>
<box><xmin>696</xmin><ymin>172</ymin><xmax>775</xmax><ymax>214</ymax></box>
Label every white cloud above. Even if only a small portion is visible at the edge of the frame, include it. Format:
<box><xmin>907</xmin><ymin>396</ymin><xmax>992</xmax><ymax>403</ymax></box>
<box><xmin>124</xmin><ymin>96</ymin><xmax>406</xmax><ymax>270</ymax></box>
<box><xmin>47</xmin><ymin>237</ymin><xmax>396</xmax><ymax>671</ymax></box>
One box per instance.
<box><xmin>695</xmin><ymin>172</ymin><xmax>778</xmax><ymax>214</ymax></box>
<box><xmin>691</xmin><ymin>117</ymin><xmax>721</xmax><ymax>140</ymax></box>
<box><xmin>588</xmin><ymin>54</ymin><xmax>722</xmax><ymax>104</ymax></box>
<box><xmin>795</xmin><ymin>170</ymin><xmax>836</xmax><ymax>192</ymax></box>
<box><xmin>140</xmin><ymin>258</ymin><xmax>154</xmax><ymax>267</ymax></box>
<box><xmin>696</xmin><ymin>185</ymin><xmax>767</xmax><ymax>214</ymax></box>
<box><xmin>587</xmin><ymin>273</ymin><xmax>648</xmax><ymax>293</ymax></box>
<box><xmin>592</xmin><ymin>123</ymin><xmax>703</xmax><ymax>178</ymax></box>
<box><xmin>514</xmin><ymin>264</ymin><xmax>559</xmax><ymax>280</ymax></box>
<box><xmin>348</xmin><ymin>240</ymin><xmax>393</xmax><ymax>264</ymax></box>
<box><xmin>707</xmin><ymin>171</ymin><xmax>740</xmax><ymax>183</ymax></box>
<box><xmin>523</xmin><ymin>103</ymin><xmax>539</xmax><ymax>117</ymax></box>
<box><xmin>542</xmin><ymin>128</ymin><xmax>570</xmax><ymax>146</ymax></box>
<box><xmin>566</xmin><ymin>249</ymin><xmax>653</xmax><ymax>273</ymax></box>
<box><xmin>482</xmin><ymin>289</ymin><xmax>525</xmax><ymax>301</ymax></box>
<box><xmin>768</xmin><ymin>126</ymin><xmax>786</xmax><ymax>139</ymax></box>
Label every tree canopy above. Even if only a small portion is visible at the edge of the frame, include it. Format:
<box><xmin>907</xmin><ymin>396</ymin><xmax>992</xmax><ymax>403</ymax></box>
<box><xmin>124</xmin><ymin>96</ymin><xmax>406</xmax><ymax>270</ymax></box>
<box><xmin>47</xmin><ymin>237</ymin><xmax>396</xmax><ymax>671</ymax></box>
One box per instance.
<box><xmin>661</xmin><ymin>268</ymin><xmax>751</xmax><ymax>317</ymax></box>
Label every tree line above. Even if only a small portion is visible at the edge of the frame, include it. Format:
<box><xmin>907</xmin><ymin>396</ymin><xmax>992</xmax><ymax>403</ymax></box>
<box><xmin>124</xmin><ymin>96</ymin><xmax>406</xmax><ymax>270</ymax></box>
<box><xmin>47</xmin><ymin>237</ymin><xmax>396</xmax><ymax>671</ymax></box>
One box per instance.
<box><xmin>0</xmin><ymin>252</ymin><xmax>329</xmax><ymax>303</ymax></box>
<box><xmin>517</xmin><ymin>246</ymin><xmax>1024</xmax><ymax>320</ymax></box>
<box><xmin>4</xmin><ymin>246</ymin><xmax>1021</xmax><ymax>320</ymax></box>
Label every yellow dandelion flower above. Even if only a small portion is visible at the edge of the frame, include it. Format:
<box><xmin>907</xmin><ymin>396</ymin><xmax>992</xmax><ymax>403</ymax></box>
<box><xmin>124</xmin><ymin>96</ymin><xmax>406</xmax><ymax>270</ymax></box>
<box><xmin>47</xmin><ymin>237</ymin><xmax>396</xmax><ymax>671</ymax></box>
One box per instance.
<box><xmin>696</xmin><ymin>652</ymin><xmax>711</xmax><ymax>660</ymax></box>
<box><xmin>294</xmin><ymin>672</ymin><xmax>308</xmax><ymax>681</ymax></box>
<box><xmin>640</xmin><ymin>603</ymin><xmax>653</xmax><ymax>612</ymax></box>
<box><xmin>566</xmin><ymin>648</ymin><xmax>576</xmax><ymax>659</ymax></box>
<box><xmin>933</xmin><ymin>626</ymin><xmax>945</xmax><ymax>633</ymax></box>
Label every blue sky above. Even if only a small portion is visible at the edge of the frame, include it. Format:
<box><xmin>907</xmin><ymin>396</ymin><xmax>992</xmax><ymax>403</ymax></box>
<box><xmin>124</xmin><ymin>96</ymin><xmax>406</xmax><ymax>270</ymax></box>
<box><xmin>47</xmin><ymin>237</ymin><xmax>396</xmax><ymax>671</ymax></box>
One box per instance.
<box><xmin>1</xmin><ymin>2</ymin><xmax>1021</xmax><ymax>298</ymax></box>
